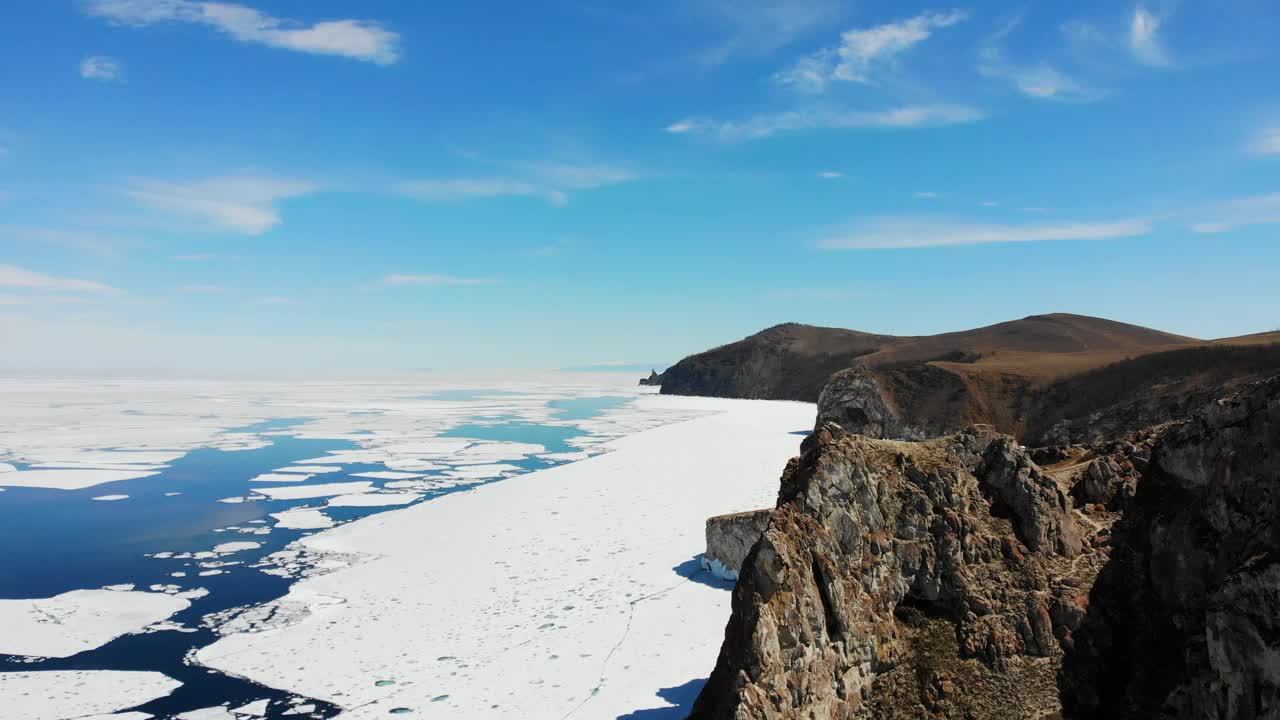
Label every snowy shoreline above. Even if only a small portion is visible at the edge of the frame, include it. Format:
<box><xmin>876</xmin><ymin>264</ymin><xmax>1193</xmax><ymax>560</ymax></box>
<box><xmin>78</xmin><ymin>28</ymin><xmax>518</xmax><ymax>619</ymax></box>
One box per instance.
<box><xmin>196</xmin><ymin>394</ymin><xmax>814</xmax><ymax>718</ymax></box>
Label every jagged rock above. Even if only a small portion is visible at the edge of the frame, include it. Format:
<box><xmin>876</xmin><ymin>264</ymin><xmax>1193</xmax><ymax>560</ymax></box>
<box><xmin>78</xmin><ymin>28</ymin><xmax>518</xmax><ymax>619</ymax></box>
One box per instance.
<box><xmin>702</xmin><ymin>509</ymin><xmax>772</xmax><ymax>581</ymax></box>
<box><xmin>639</xmin><ymin>370</ymin><xmax>663</xmax><ymax>386</ymax></box>
<box><xmin>688</xmin><ymin>424</ymin><xmax>1092</xmax><ymax>719</ymax></box>
<box><xmin>1061</xmin><ymin>377</ymin><xmax>1280</xmax><ymax>720</ymax></box>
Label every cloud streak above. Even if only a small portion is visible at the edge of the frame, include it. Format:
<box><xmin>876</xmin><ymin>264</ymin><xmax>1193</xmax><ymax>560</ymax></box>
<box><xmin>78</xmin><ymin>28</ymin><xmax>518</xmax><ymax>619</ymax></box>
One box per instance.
<box><xmin>397</xmin><ymin>164</ymin><xmax>636</xmax><ymax>206</ymax></box>
<box><xmin>80</xmin><ymin>56</ymin><xmax>123</xmax><ymax>81</ymax></box>
<box><xmin>665</xmin><ymin>104</ymin><xmax>983</xmax><ymax>141</ymax></box>
<box><xmin>0</xmin><ymin>265</ymin><xmax>121</xmax><ymax>295</ymax></box>
<box><xmin>383</xmin><ymin>273</ymin><xmax>495</xmax><ymax>287</ymax></box>
<box><xmin>122</xmin><ymin>176</ymin><xmax>316</xmax><ymax>234</ymax></box>
<box><xmin>976</xmin><ymin>48</ymin><xmax>1106</xmax><ymax>103</ymax></box>
<box><xmin>818</xmin><ymin>216</ymin><xmax>1152</xmax><ymax>249</ymax></box>
<box><xmin>84</xmin><ymin>0</ymin><xmax>401</xmax><ymax>65</ymax></box>
<box><xmin>775</xmin><ymin>10</ymin><xmax>967</xmax><ymax>91</ymax></box>
<box><xmin>1190</xmin><ymin>193</ymin><xmax>1280</xmax><ymax>234</ymax></box>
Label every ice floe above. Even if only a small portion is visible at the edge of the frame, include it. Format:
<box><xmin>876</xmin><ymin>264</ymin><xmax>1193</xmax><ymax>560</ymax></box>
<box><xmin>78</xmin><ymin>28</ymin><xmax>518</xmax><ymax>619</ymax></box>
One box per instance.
<box><xmin>249</xmin><ymin>473</ymin><xmax>314</xmax><ymax>483</ymax></box>
<box><xmin>211</xmin><ymin>541</ymin><xmax>261</xmax><ymax>554</ymax></box>
<box><xmin>231</xmin><ymin>698</ymin><xmax>270</xmax><ymax>717</ymax></box>
<box><xmin>350</xmin><ymin>471</ymin><xmax>422</xmax><ymax>480</ymax></box>
<box><xmin>252</xmin><ymin>482</ymin><xmax>374</xmax><ymax>501</ymax></box>
<box><xmin>92</xmin><ymin>494</ymin><xmax>130</xmax><ymax>501</ymax></box>
<box><xmin>271</xmin><ymin>508</ymin><xmax>334</xmax><ymax>530</ymax></box>
<box><xmin>0</xmin><ymin>670</ymin><xmax>180</xmax><ymax>720</ymax></box>
<box><xmin>0</xmin><ymin>589</ymin><xmax>190</xmax><ymax>658</ymax></box>
<box><xmin>325</xmin><ymin>492</ymin><xmax>421</xmax><ymax>508</ymax></box>
<box><xmin>196</xmin><ymin>395</ymin><xmax>813</xmax><ymax>718</ymax></box>
<box><xmin>0</xmin><ymin>469</ymin><xmax>160</xmax><ymax>490</ymax></box>
<box><xmin>273</xmin><ymin>465</ymin><xmax>342</xmax><ymax>474</ymax></box>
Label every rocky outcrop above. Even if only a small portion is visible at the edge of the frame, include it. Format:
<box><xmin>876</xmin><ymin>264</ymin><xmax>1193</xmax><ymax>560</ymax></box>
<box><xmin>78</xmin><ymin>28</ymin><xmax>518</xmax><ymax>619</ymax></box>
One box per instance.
<box><xmin>816</xmin><ymin>367</ymin><xmax>919</xmax><ymax>440</ymax></box>
<box><xmin>1060</xmin><ymin>377</ymin><xmax>1280</xmax><ymax>719</ymax></box>
<box><xmin>703</xmin><ymin>509</ymin><xmax>773</xmax><ymax>581</ymax></box>
<box><xmin>639</xmin><ymin>370</ymin><xmax>663</xmax><ymax>386</ymax></box>
<box><xmin>689</xmin><ymin>424</ymin><xmax>1102</xmax><ymax>719</ymax></box>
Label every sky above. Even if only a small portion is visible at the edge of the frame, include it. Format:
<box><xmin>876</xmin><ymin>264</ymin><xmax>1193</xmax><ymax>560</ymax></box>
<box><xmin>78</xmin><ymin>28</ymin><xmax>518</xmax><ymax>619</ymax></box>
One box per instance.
<box><xmin>1</xmin><ymin>0</ymin><xmax>1278</xmax><ymax>373</ymax></box>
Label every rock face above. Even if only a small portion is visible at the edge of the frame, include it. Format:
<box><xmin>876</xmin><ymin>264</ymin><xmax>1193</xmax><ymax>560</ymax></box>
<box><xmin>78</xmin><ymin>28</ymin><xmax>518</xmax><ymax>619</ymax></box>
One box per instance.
<box><xmin>815</xmin><ymin>367</ymin><xmax>920</xmax><ymax>441</ymax></box>
<box><xmin>1061</xmin><ymin>377</ymin><xmax>1280</xmax><ymax>719</ymax></box>
<box><xmin>689</xmin><ymin>424</ymin><xmax>1101</xmax><ymax>719</ymax></box>
<box><xmin>639</xmin><ymin>370</ymin><xmax>663</xmax><ymax>386</ymax></box>
<box><xmin>703</xmin><ymin>509</ymin><xmax>773</xmax><ymax>581</ymax></box>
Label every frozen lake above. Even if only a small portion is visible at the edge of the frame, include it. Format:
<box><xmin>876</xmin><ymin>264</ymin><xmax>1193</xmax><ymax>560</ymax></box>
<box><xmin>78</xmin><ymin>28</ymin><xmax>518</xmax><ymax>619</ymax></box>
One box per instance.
<box><xmin>0</xmin><ymin>376</ymin><xmax>728</xmax><ymax>719</ymax></box>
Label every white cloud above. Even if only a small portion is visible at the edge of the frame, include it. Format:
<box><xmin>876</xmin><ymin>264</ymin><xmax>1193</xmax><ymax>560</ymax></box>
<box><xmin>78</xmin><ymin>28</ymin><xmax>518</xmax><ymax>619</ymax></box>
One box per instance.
<box><xmin>80</xmin><ymin>56</ymin><xmax>123</xmax><ymax>81</ymax></box>
<box><xmin>976</xmin><ymin>48</ymin><xmax>1106</xmax><ymax>103</ymax></box>
<box><xmin>818</xmin><ymin>171</ymin><xmax>843</xmax><ymax>179</ymax></box>
<box><xmin>666</xmin><ymin>104</ymin><xmax>983</xmax><ymax>141</ymax></box>
<box><xmin>84</xmin><ymin>0</ymin><xmax>400</xmax><ymax>65</ymax></box>
<box><xmin>1251</xmin><ymin>128</ymin><xmax>1280</xmax><ymax>156</ymax></box>
<box><xmin>1190</xmin><ymin>192</ymin><xmax>1280</xmax><ymax>233</ymax></box>
<box><xmin>914</xmin><ymin>191</ymin><xmax>940</xmax><ymax>199</ymax></box>
<box><xmin>817</xmin><ymin>216</ymin><xmax>1152</xmax><ymax>249</ymax></box>
<box><xmin>775</xmin><ymin>10</ymin><xmax>967</xmax><ymax>91</ymax></box>
<box><xmin>383</xmin><ymin>274</ymin><xmax>494</xmax><ymax>287</ymax></box>
<box><xmin>1129</xmin><ymin>6</ymin><xmax>1171</xmax><ymax>67</ymax></box>
<box><xmin>0</xmin><ymin>265</ymin><xmax>121</xmax><ymax>295</ymax></box>
<box><xmin>122</xmin><ymin>176</ymin><xmax>315</xmax><ymax>234</ymax></box>
<box><xmin>398</xmin><ymin>164</ymin><xmax>635</xmax><ymax>207</ymax></box>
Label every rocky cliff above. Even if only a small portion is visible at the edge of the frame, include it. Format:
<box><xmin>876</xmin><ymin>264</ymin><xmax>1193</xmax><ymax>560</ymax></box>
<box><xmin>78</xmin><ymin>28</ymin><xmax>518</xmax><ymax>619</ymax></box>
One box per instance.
<box><xmin>688</xmin><ymin>377</ymin><xmax>1280</xmax><ymax>720</ymax></box>
<box><xmin>1060</xmin><ymin>376</ymin><xmax>1280</xmax><ymax>719</ymax></box>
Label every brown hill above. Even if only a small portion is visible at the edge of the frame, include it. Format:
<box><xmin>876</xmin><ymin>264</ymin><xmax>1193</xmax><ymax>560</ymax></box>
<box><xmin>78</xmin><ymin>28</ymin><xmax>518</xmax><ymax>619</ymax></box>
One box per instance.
<box><xmin>657</xmin><ymin>314</ymin><xmax>1279</xmax><ymax>445</ymax></box>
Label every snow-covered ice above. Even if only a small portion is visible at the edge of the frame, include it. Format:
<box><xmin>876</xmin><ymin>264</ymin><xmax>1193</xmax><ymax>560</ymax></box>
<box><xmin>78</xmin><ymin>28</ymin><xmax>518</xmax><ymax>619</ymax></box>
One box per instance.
<box><xmin>92</xmin><ymin>494</ymin><xmax>130</xmax><ymax>501</ymax></box>
<box><xmin>0</xmin><ymin>670</ymin><xmax>180</xmax><ymax>720</ymax></box>
<box><xmin>197</xmin><ymin>395</ymin><xmax>813</xmax><ymax>718</ymax></box>
<box><xmin>273</xmin><ymin>465</ymin><xmax>342</xmax><ymax>474</ymax></box>
<box><xmin>0</xmin><ymin>469</ymin><xmax>160</xmax><ymax>490</ymax></box>
<box><xmin>0</xmin><ymin>589</ymin><xmax>190</xmax><ymax>658</ymax></box>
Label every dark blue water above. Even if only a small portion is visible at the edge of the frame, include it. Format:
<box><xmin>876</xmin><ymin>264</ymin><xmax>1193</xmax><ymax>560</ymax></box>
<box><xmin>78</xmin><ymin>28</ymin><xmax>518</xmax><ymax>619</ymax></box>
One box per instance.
<box><xmin>0</xmin><ymin>397</ymin><xmax>638</xmax><ymax>718</ymax></box>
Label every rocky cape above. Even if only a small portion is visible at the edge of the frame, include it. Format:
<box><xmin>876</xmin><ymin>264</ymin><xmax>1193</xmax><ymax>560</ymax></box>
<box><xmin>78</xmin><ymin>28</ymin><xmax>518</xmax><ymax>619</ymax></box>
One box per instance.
<box><xmin>687</xmin><ymin>377</ymin><xmax>1280</xmax><ymax>719</ymax></box>
<box><xmin>655</xmin><ymin>314</ymin><xmax>1280</xmax><ymax>446</ymax></box>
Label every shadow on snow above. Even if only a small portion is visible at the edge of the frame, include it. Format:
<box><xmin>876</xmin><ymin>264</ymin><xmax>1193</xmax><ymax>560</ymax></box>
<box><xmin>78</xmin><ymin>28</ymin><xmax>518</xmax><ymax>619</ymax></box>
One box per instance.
<box><xmin>615</xmin><ymin>678</ymin><xmax>708</xmax><ymax>720</ymax></box>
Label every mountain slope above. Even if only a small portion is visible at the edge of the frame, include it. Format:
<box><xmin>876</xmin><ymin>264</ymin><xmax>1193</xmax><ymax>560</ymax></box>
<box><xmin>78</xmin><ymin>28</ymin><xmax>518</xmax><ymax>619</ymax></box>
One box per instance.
<box><xmin>658</xmin><ymin>314</ymin><xmax>1278</xmax><ymax>444</ymax></box>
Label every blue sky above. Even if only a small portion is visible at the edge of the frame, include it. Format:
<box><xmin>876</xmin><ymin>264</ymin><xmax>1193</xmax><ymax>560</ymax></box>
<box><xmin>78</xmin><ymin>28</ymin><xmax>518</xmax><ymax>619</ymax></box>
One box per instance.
<box><xmin>1</xmin><ymin>0</ymin><xmax>1278</xmax><ymax>373</ymax></box>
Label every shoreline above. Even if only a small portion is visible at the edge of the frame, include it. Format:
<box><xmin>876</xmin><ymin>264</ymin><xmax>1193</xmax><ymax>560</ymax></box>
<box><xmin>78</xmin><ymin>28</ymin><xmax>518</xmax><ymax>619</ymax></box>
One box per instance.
<box><xmin>196</xmin><ymin>394</ymin><xmax>814</xmax><ymax>718</ymax></box>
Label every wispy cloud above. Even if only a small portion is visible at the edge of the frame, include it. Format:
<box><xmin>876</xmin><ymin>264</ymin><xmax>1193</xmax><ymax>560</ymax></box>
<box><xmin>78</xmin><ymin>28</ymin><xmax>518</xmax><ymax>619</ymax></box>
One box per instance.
<box><xmin>80</xmin><ymin>55</ymin><xmax>123</xmax><ymax>81</ymax></box>
<box><xmin>695</xmin><ymin>0</ymin><xmax>844</xmax><ymax>66</ymax></box>
<box><xmin>1129</xmin><ymin>6</ymin><xmax>1172</xmax><ymax>67</ymax></box>
<box><xmin>818</xmin><ymin>171</ymin><xmax>843</xmax><ymax>179</ymax></box>
<box><xmin>383</xmin><ymin>273</ymin><xmax>495</xmax><ymax>287</ymax></box>
<box><xmin>1251</xmin><ymin>127</ymin><xmax>1280</xmax><ymax>156</ymax></box>
<box><xmin>122</xmin><ymin>176</ymin><xmax>316</xmax><ymax>234</ymax></box>
<box><xmin>665</xmin><ymin>104</ymin><xmax>983</xmax><ymax>141</ymax></box>
<box><xmin>775</xmin><ymin>10</ymin><xmax>967</xmax><ymax>91</ymax></box>
<box><xmin>976</xmin><ymin>47</ymin><xmax>1106</xmax><ymax>103</ymax></box>
<box><xmin>84</xmin><ymin>0</ymin><xmax>400</xmax><ymax>65</ymax></box>
<box><xmin>398</xmin><ymin>164</ymin><xmax>636</xmax><ymax>207</ymax></box>
<box><xmin>0</xmin><ymin>264</ymin><xmax>121</xmax><ymax>295</ymax></box>
<box><xmin>1190</xmin><ymin>192</ymin><xmax>1280</xmax><ymax>233</ymax></box>
<box><xmin>0</xmin><ymin>294</ymin><xmax>90</xmax><ymax>306</ymax></box>
<box><xmin>818</xmin><ymin>216</ymin><xmax>1152</xmax><ymax>249</ymax></box>
<box><xmin>179</xmin><ymin>284</ymin><xmax>226</xmax><ymax>294</ymax></box>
